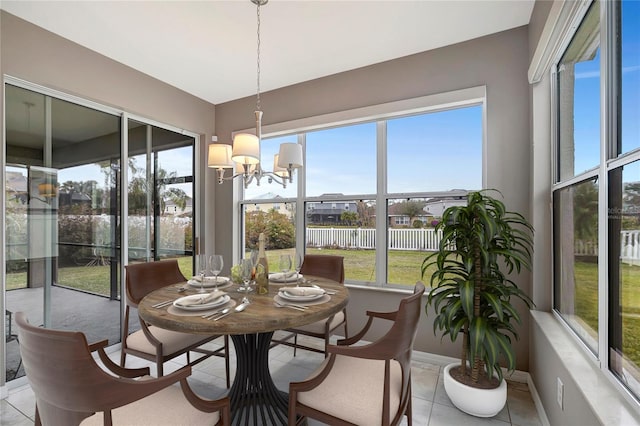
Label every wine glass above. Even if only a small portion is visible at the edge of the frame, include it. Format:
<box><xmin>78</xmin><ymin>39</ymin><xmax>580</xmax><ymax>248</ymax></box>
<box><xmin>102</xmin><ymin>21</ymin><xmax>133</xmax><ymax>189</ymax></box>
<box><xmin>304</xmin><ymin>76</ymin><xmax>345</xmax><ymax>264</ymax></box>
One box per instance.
<box><xmin>279</xmin><ymin>254</ymin><xmax>292</xmax><ymax>282</ymax></box>
<box><xmin>294</xmin><ymin>252</ymin><xmax>303</xmax><ymax>286</ymax></box>
<box><xmin>197</xmin><ymin>254</ymin><xmax>208</xmax><ymax>293</ymax></box>
<box><xmin>240</xmin><ymin>258</ymin><xmax>253</xmax><ymax>303</ymax></box>
<box><xmin>210</xmin><ymin>255</ymin><xmax>223</xmax><ymax>290</ymax></box>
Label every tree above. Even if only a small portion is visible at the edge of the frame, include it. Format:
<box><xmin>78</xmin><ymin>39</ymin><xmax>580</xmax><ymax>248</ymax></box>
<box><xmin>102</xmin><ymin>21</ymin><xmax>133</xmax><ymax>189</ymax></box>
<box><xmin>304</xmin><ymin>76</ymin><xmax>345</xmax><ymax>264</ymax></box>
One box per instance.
<box><xmin>573</xmin><ymin>180</ymin><xmax>598</xmax><ymax>241</ymax></box>
<box><xmin>245</xmin><ymin>209</ymin><xmax>295</xmax><ymax>250</ymax></box>
<box><xmin>399</xmin><ymin>200</ymin><xmax>426</xmax><ymax>226</ymax></box>
<box><xmin>125</xmin><ymin>158</ymin><xmax>190</xmax><ymax>216</ymax></box>
<box><xmin>356</xmin><ymin>200</ymin><xmax>375</xmax><ymax>227</ymax></box>
<box><xmin>340</xmin><ymin>211</ymin><xmax>358</xmax><ymax>225</ymax></box>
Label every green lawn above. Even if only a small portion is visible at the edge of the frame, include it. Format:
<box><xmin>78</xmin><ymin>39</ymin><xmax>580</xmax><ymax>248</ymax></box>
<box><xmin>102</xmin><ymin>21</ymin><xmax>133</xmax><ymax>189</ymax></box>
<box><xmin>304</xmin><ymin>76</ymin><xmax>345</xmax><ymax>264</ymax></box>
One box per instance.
<box><xmin>5</xmin><ymin>248</ymin><xmax>430</xmax><ymax>292</ymax></box>
<box><xmin>8</xmin><ymin>251</ymin><xmax>640</xmax><ymax>365</ymax></box>
<box><xmin>572</xmin><ymin>260</ymin><xmax>640</xmax><ymax>362</ymax></box>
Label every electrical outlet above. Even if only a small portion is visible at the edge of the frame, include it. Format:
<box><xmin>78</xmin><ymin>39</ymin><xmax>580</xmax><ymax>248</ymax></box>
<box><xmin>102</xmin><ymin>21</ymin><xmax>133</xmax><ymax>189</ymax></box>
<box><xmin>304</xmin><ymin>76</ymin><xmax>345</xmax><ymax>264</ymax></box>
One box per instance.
<box><xmin>557</xmin><ymin>377</ymin><xmax>564</xmax><ymax>410</ymax></box>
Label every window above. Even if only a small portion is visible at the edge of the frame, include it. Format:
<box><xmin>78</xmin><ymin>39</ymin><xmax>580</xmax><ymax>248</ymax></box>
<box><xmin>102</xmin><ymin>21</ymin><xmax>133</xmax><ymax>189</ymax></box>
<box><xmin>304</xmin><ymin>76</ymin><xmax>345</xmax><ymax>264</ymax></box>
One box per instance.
<box><xmin>387</xmin><ymin>107</ymin><xmax>482</xmax><ymax>193</ymax></box>
<box><xmin>556</xmin><ymin>1</ymin><xmax>601</xmax><ymax>181</ymax></box>
<box><xmin>306</xmin><ymin>123</ymin><xmax>377</xmax><ymax>197</ymax></box>
<box><xmin>241</xmin><ymin>201</ymin><xmax>297</xmax><ymax>264</ymax></box>
<box><xmin>553</xmin><ymin>177</ymin><xmax>599</xmax><ymax>354</ymax></box>
<box><xmin>553</xmin><ymin>0</ymin><xmax>640</xmax><ymax>401</ymax></box>
<box><xmin>239</xmin><ymin>92</ymin><xmax>484</xmax><ymax>287</ymax></box>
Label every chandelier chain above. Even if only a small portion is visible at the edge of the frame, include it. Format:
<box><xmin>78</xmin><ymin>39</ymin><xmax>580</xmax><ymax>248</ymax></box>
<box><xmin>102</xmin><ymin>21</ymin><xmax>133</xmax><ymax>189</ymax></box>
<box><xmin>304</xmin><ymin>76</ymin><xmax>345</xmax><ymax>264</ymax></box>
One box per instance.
<box><xmin>256</xmin><ymin>1</ymin><xmax>261</xmax><ymax>112</ymax></box>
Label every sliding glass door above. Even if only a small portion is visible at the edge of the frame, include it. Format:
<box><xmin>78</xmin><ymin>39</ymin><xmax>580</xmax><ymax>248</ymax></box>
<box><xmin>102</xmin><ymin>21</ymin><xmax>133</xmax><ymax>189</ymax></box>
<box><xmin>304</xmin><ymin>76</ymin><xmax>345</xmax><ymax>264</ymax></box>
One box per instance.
<box><xmin>126</xmin><ymin>120</ymin><xmax>195</xmax><ymax>264</ymax></box>
<box><xmin>4</xmin><ymin>84</ymin><xmax>197</xmax><ymax>382</ymax></box>
<box><xmin>4</xmin><ymin>84</ymin><xmax>122</xmax><ymax>380</ymax></box>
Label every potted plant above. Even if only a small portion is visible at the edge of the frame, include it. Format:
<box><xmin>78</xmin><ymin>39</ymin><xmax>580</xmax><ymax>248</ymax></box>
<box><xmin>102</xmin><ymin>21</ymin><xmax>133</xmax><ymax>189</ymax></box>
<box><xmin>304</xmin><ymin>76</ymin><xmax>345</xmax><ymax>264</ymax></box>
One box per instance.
<box><xmin>422</xmin><ymin>190</ymin><xmax>534</xmax><ymax>417</ymax></box>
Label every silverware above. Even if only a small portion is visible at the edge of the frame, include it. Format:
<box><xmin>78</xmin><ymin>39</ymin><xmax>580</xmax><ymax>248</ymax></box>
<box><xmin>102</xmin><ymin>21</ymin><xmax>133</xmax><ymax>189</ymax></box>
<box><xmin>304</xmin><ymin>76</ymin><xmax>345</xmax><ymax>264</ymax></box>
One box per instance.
<box><xmin>214</xmin><ymin>301</ymin><xmax>249</xmax><ymax>321</ymax></box>
<box><xmin>275</xmin><ymin>302</ymin><xmax>306</xmax><ymax>311</ymax></box>
<box><xmin>207</xmin><ymin>307</ymin><xmax>231</xmax><ymax>320</ymax></box>
<box><xmin>201</xmin><ymin>307</ymin><xmax>230</xmax><ymax>319</ymax></box>
<box><xmin>152</xmin><ymin>300</ymin><xmax>175</xmax><ymax>308</ymax></box>
<box><xmin>308</xmin><ymin>284</ymin><xmax>336</xmax><ymax>295</ymax></box>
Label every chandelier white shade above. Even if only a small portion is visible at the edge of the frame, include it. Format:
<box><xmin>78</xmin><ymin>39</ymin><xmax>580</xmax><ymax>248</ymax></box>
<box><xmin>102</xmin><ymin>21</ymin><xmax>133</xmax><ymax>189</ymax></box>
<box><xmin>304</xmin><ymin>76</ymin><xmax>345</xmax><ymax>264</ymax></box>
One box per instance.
<box><xmin>207</xmin><ymin>143</ymin><xmax>233</xmax><ymax>169</ymax></box>
<box><xmin>231</xmin><ymin>133</ymin><xmax>260</xmax><ymax>165</ymax></box>
<box><xmin>207</xmin><ymin>0</ymin><xmax>303</xmax><ymax>189</ymax></box>
<box><xmin>277</xmin><ymin>143</ymin><xmax>303</xmax><ymax>169</ymax></box>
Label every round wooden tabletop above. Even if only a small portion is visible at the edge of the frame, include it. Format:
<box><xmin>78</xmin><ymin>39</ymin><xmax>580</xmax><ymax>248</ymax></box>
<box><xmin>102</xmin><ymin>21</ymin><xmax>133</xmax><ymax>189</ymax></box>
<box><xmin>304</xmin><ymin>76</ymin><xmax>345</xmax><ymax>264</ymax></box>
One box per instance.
<box><xmin>139</xmin><ymin>276</ymin><xmax>349</xmax><ymax>335</ymax></box>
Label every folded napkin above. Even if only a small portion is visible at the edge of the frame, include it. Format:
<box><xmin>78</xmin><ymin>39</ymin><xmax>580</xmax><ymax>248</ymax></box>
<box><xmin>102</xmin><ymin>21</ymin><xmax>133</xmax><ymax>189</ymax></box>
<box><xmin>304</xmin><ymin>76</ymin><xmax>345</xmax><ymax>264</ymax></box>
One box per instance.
<box><xmin>280</xmin><ymin>286</ymin><xmax>324</xmax><ymax>296</ymax></box>
<box><xmin>270</xmin><ymin>272</ymin><xmax>300</xmax><ymax>282</ymax></box>
<box><xmin>177</xmin><ymin>290</ymin><xmax>226</xmax><ymax>306</ymax></box>
<box><xmin>191</xmin><ymin>275</ymin><xmax>227</xmax><ymax>283</ymax></box>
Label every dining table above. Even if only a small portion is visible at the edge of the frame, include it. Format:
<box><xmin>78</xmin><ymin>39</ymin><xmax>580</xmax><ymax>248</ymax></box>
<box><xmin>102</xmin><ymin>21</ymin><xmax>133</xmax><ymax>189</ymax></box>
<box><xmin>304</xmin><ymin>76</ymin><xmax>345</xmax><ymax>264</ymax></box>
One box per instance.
<box><xmin>138</xmin><ymin>274</ymin><xmax>349</xmax><ymax>425</ymax></box>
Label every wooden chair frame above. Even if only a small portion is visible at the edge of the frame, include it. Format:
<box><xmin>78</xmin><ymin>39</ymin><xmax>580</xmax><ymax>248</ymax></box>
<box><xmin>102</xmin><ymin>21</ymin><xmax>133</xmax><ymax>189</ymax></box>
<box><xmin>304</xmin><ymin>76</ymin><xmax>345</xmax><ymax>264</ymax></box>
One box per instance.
<box><xmin>272</xmin><ymin>254</ymin><xmax>348</xmax><ymax>356</ymax></box>
<box><xmin>120</xmin><ymin>259</ymin><xmax>229</xmax><ymax>386</ymax></box>
<box><xmin>15</xmin><ymin>312</ymin><xmax>230</xmax><ymax>426</ymax></box>
<box><xmin>288</xmin><ymin>281</ymin><xmax>425</xmax><ymax>426</ymax></box>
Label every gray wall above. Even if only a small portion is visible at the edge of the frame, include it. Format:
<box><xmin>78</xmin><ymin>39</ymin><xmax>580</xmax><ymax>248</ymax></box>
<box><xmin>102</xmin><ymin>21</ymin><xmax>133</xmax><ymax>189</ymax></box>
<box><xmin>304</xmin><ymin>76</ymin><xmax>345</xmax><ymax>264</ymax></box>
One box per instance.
<box><xmin>214</xmin><ymin>26</ymin><xmax>533</xmax><ymax>368</ymax></box>
<box><xmin>0</xmin><ymin>11</ymin><xmax>216</xmax><ymax>136</ymax></box>
<box><xmin>0</xmin><ymin>10</ymin><xmax>216</xmax><ymax>384</ymax></box>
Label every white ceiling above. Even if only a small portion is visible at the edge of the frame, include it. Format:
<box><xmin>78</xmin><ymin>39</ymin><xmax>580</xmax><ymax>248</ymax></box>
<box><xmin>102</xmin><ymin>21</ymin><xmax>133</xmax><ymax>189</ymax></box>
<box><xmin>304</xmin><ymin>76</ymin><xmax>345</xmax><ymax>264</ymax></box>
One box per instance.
<box><xmin>1</xmin><ymin>0</ymin><xmax>535</xmax><ymax>105</ymax></box>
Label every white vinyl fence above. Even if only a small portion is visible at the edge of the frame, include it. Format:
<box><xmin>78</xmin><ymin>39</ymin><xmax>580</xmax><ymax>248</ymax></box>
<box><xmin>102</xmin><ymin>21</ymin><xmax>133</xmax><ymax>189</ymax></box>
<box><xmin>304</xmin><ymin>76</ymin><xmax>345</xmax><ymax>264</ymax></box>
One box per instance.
<box><xmin>306</xmin><ymin>227</ymin><xmax>443</xmax><ymax>251</ymax></box>
<box><xmin>308</xmin><ymin>227</ymin><xmax>640</xmax><ymax>264</ymax></box>
<box><xmin>575</xmin><ymin>230</ymin><xmax>640</xmax><ymax>266</ymax></box>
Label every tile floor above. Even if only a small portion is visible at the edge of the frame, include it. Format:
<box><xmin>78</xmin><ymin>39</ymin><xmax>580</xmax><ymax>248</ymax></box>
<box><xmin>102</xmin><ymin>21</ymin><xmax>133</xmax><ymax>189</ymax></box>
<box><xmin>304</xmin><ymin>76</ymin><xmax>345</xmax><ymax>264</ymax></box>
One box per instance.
<box><xmin>1</xmin><ymin>333</ymin><xmax>542</xmax><ymax>425</ymax></box>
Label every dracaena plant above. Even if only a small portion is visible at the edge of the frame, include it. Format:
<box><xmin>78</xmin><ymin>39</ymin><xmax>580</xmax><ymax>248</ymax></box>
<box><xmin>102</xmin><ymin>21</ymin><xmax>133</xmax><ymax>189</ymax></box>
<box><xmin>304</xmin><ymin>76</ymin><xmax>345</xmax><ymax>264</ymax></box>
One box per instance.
<box><xmin>422</xmin><ymin>190</ymin><xmax>534</xmax><ymax>386</ymax></box>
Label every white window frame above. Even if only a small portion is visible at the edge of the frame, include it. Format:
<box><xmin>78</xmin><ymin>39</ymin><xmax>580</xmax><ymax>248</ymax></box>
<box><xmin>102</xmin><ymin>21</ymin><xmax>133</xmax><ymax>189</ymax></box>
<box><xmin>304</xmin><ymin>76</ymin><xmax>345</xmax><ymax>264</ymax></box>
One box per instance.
<box><xmin>232</xmin><ymin>86</ymin><xmax>487</xmax><ymax>285</ymax></box>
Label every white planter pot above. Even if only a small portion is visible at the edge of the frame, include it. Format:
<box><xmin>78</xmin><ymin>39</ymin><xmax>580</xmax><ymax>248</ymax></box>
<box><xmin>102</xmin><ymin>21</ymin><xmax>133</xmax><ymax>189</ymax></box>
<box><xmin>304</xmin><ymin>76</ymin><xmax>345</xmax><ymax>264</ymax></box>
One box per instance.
<box><xmin>443</xmin><ymin>363</ymin><xmax>507</xmax><ymax>418</ymax></box>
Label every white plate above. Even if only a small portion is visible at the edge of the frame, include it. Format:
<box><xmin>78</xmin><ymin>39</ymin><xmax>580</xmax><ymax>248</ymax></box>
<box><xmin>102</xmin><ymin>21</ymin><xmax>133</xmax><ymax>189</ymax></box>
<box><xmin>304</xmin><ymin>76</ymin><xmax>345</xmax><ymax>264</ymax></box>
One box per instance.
<box><xmin>187</xmin><ymin>276</ymin><xmax>230</xmax><ymax>288</ymax></box>
<box><xmin>269</xmin><ymin>273</ymin><xmax>303</xmax><ymax>283</ymax></box>
<box><xmin>278</xmin><ymin>291</ymin><xmax>325</xmax><ymax>302</ymax></box>
<box><xmin>173</xmin><ymin>294</ymin><xmax>230</xmax><ymax>311</ymax></box>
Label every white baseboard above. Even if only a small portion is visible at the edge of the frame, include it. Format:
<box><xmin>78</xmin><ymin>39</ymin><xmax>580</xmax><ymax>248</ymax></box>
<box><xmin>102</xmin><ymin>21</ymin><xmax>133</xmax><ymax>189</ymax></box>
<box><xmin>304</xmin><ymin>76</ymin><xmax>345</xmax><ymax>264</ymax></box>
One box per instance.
<box><xmin>527</xmin><ymin>373</ymin><xmax>551</xmax><ymax>426</ymax></box>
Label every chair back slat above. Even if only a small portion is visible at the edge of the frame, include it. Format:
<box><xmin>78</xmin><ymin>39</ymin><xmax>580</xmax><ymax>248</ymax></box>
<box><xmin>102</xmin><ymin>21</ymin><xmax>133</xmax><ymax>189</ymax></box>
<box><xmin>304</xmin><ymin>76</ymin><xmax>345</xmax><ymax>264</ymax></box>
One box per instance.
<box><xmin>125</xmin><ymin>260</ymin><xmax>187</xmax><ymax>306</ymax></box>
<box><xmin>299</xmin><ymin>255</ymin><xmax>344</xmax><ymax>283</ymax></box>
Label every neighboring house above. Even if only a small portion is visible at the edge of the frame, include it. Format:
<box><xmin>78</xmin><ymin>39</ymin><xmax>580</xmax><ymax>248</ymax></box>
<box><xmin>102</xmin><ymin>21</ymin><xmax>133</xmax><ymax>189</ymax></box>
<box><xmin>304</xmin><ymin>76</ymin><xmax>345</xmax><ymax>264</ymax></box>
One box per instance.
<box><xmin>386</xmin><ymin>196</ymin><xmax>467</xmax><ymax>227</ymax></box>
<box><xmin>423</xmin><ymin>197</ymin><xmax>467</xmax><ymax>218</ymax></box>
<box><xmin>244</xmin><ymin>192</ymin><xmax>293</xmax><ymax>219</ymax></box>
<box><xmin>58</xmin><ymin>191</ymin><xmax>92</xmax><ymax>209</ymax></box>
<box><xmin>387</xmin><ymin>202</ymin><xmax>430</xmax><ymax>227</ymax></box>
<box><xmin>163</xmin><ymin>196</ymin><xmax>193</xmax><ymax>216</ymax></box>
<box><xmin>5</xmin><ymin>171</ymin><xmax>28</xmax><ymax>204</ymax></box>
<box><xmin>306</xmin><ymin>195</ymin><xmax>357</xmax><ymax>224</ymax></box>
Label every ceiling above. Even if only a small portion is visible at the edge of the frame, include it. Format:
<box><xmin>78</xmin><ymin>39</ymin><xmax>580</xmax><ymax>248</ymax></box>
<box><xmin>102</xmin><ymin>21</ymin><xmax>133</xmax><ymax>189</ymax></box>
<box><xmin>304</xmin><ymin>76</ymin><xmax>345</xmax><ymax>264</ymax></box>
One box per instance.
<box><xmin>1</xmin><ymin>0</ymin><xmax>535</xmax><ymax>105</ymax></box>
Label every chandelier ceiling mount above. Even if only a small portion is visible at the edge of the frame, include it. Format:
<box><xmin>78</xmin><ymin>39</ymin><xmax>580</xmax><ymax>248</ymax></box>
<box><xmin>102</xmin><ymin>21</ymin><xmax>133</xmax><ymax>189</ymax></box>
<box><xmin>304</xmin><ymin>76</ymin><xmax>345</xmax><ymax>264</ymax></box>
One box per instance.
<box><xmin>208</xmin><ymin>0</ymin><xmax>303</xmax><ymax>189</ymax></box>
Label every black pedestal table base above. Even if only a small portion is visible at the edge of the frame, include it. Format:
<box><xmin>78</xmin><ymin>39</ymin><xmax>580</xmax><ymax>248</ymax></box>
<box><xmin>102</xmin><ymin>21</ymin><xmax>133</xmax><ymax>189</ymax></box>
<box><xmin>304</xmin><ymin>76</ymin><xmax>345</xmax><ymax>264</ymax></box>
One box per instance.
<box><xmin>229</xmin><ymin>332</ymin><xmax>289</xmax><ymax>425</ymax></box>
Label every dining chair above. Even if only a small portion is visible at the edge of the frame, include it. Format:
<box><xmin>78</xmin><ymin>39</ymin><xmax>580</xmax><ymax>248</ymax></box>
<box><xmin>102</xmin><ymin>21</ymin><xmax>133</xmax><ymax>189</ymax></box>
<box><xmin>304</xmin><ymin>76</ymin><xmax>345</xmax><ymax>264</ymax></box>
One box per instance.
<box><xmin>15</xmin><ymin>312</ymin><xmax>231</xmax><ymax>426</ymax></box>
<box><xmin>273</xmin><ymin>254</ymin><xmax>348</xmax><ymax>356</ymax></box>
<box><xmin>288</xmin><ymin>281</ymin><xmax>425</xmax><ymax>426</ymax></box>
<box><xmin>121</xmin><ymin>259</ymin><xmax>230</xmax><ymax>386</ymax></box>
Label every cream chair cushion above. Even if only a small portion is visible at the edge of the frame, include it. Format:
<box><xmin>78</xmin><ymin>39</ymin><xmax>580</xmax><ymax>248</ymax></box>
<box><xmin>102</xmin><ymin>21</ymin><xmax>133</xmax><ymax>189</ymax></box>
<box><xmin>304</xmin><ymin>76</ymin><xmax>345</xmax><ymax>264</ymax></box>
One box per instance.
<box><xmin>126</xmin><ymin>326</ymin><xmax>210</xmax><ymax>356</ymax></box>
<box><xmin>293</xmin><ymin>311</ymin><xmax>345</xmax><ymax>334</ymax></box>
<box><xmin>81</xmin><ymin>379</ymin><xmax>220</xmax><ymax>426</ymax></box>
<box><xmin>297</xmin><ymin>354</ymin><xmax>402</xmax><ymax>425</ymax></box>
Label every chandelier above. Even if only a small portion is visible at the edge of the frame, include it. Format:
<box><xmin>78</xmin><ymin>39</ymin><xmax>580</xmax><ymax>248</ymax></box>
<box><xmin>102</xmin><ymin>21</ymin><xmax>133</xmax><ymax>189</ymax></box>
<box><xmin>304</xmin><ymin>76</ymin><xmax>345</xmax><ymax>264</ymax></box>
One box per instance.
<box><xmin>208</xmin><ymin>0</ymin><xmax>303</xmax><ymax>189</ymax></box>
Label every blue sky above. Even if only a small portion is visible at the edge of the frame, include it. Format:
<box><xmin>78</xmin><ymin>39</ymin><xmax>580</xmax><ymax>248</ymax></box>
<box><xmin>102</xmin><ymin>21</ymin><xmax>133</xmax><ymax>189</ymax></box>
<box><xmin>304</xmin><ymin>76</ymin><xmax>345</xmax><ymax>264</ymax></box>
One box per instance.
<box><xmin>564</xmin><ymin>0</ymin><xmax>639</xmax><ymax>179</ymax></box>
<box><xmin>245</xmin><ymin>105</ymin><xmax>483</xmax><ymax>200</ymax></box>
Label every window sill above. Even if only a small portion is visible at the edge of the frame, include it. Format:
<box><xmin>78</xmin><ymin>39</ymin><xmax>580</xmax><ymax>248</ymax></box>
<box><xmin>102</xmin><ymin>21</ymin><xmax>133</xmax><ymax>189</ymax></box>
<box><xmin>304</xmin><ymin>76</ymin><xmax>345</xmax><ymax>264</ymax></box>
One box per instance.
<box><xmin>345</xmin><ymin>282</ymin><xmax>424</xmax><ymax>295</ymax></box>
<box><xmin>531</xmin><ymin>310</ymin><xmax>640</xmax><ymax>425</ymax></box>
